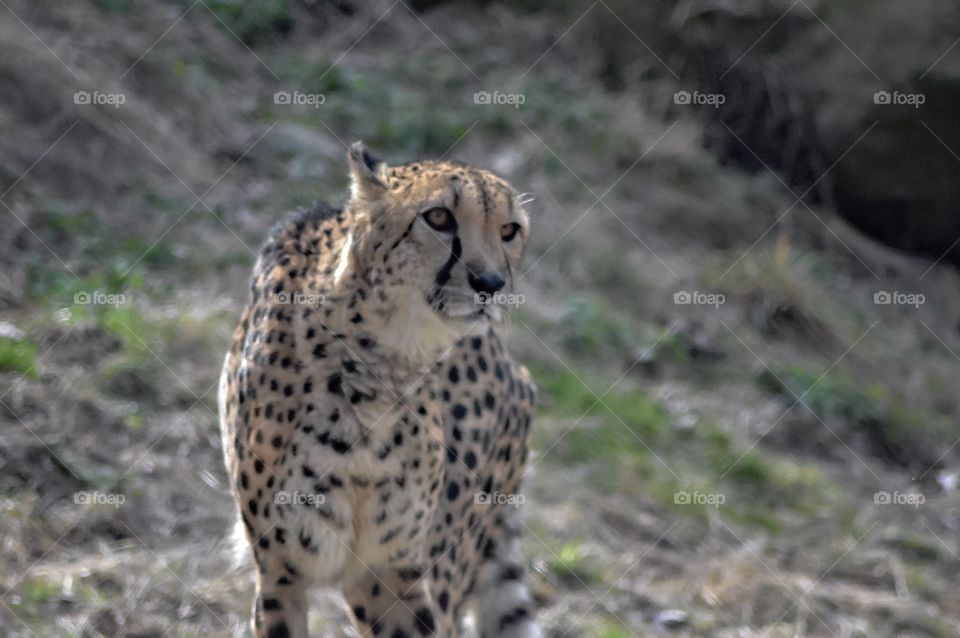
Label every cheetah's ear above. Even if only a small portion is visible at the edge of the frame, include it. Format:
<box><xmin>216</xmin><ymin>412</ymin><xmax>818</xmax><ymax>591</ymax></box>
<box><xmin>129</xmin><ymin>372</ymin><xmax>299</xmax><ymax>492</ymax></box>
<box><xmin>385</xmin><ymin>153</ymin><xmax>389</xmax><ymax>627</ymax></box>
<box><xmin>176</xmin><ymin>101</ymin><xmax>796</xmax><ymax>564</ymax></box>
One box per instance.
<box><xmin>347</xmin><ymin>141</ymin><xmax>388</xmax><ymax>202</ymax></box>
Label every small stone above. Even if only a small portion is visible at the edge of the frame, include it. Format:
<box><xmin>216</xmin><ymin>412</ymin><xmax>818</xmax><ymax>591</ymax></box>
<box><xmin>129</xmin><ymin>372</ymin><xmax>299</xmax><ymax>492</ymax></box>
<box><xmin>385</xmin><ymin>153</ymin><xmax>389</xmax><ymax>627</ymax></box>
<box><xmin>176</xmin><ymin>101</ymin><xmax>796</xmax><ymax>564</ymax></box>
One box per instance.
<box><xmin>654</xmin><ymin>609</ymin><xmax>689</xmax><ymax>629</ymax></box>
<box><xmin>0</xmin><ymin>321</ymin><xmax>24</xmax><ymax>340</ymax></box>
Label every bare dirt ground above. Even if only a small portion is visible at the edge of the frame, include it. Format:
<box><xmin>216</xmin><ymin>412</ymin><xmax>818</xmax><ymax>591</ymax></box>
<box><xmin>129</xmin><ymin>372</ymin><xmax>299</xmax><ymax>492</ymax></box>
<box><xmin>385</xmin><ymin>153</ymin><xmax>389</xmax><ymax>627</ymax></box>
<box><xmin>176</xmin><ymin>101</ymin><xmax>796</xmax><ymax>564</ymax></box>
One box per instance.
<box><xmin>1</xmin><ymin>1</ymin><xmax>959</xmax><ymax>637</ymax></box>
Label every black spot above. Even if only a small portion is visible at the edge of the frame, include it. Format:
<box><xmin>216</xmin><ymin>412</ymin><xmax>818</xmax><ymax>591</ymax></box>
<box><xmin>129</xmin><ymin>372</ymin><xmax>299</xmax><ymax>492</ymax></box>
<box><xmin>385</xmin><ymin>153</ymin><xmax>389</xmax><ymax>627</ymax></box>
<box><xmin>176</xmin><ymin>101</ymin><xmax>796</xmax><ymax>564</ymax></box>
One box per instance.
<box><xmin>447</xmin><ymin>482</ymin><xmax>460</xmax><ymax>501</ymax></box>
<box><xmin>262</xmin><ymin>598</ymin><xmax>282</xmax><ymax>611</ymax></box>
<box><xmin>352</xmin><ymin>605</ymin><xmax>367</xmax><ymax>623</ymax></box>
<box><xmin>397</xmin><ymin>566</ymin><xmax>424</xmax><ymax>581</ymax></box>
<box><xmin>499</xmin><ymin>607</ymin><xmax>530</xmax><ymax>630</ymax></box>
<box><xmin>414</xmin><ymin>607</ymin><xmax>436</xmax><ymax>635</ymax></box>
<box><xmin>267</xmin><ymin>622</ymin><xmax>290</xmax><ymax>638</ymax></box>
<box><xmin>327</xmin><ymin>374</ymin><xmax>343</xmax><ymax>395</ymax></box>
<box><xmin>464</xmin><ymin>451</ymin><xmax>477</xmax><ymax>469</ymax></box>
<box><xmin>484</xmin><ymin>392</ymin><xmax>496</xmax><ymax>409</ymax></box>
<box><xmin>437</xmin><ymin>590</ymin><xmax>449</xmax><ymax>612</ymax></box>
<box><xmin>452</xmin><ymin>404</ymin><xmax>467</xmax><ymax>419</ymax></box>
<box><xmin>448</xmin><ymin>366</ymin><xmax>459</xmax><ymax>383</ymax></box>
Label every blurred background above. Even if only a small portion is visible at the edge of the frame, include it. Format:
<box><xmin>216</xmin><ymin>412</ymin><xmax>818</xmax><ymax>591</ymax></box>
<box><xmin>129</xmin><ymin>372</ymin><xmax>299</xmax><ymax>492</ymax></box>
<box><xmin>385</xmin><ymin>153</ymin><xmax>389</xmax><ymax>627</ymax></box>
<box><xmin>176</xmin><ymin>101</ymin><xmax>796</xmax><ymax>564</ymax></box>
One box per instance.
<box><xmin>1</xmin><ymin>0</ymin><xmax>959</xmax><ymax>636</ymax></box>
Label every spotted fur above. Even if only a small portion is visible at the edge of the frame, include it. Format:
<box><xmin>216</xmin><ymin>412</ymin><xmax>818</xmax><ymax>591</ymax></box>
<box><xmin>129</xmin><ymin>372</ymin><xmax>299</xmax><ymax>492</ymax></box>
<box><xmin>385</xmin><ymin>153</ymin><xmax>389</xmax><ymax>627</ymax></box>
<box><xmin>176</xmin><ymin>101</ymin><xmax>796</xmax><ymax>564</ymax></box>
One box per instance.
<box><xmin>219</xmin><ymin>142</ymin><xmax>540</xmax><ymax>637</ymax></box>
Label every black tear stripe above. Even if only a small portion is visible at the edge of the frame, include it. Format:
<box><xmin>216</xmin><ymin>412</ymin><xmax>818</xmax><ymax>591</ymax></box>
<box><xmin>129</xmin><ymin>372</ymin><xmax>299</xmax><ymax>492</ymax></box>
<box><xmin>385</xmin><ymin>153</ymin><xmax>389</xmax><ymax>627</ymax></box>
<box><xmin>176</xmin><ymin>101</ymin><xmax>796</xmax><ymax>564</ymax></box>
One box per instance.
<box><xmin>435</xmin><ymin>236</ymin><xmax>462</xmax><ymax>286</ymax></box>
<box><xmin>450</xmin><ymin>182</ymin><xmax>461</xmax><ymax>210</ymax></box>
<box><xmin>388</xmin><ymin>218</ymin><xmax>417</xmax><ymax>253</ymax></box>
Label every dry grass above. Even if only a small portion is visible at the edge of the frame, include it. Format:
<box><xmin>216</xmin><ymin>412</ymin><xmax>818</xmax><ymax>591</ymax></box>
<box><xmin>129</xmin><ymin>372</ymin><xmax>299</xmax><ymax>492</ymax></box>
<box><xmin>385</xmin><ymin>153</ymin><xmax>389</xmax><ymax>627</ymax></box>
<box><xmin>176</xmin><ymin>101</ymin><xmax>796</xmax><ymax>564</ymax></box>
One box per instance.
<box><xmin>1</xmin><ymin>1</ymin><xmax>959</xmax><ymax>637</ymax></box>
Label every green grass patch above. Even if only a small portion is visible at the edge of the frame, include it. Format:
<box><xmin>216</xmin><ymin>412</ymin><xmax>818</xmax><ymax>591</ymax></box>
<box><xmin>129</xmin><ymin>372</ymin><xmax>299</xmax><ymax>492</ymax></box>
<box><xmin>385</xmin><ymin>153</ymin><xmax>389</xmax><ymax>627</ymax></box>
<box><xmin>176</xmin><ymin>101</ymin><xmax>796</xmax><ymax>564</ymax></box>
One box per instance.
<box><xmin>553</xmin><ymin>296</ymin><xmax>638</xmax><ymax>359</ymax></box>
<box><xmin>547</xmin><ymin>541</ymin><xmax>604</xmax><ymax>586</ymax></box>
<box><xmin>26</xmin><ymin>207</ymin><xmax>176</xmax><ymax>307</ymax></box>
<box><xmin>757</xmin><ymin>365</ymin><xmax>953</xmax><ymax>466</ymax></box>
<box><xmin>0</xmin><ymin>337</ymin><xmax>39</xmax><ymax>379</ymax></box>
<box><xmin>203</xmin><ymin>0</ymin><xmax>293</xmax><ymax>46</ymax></box>
<box><xmin>533</xmin><ymin>364</ymin><xmax>845</xmax><ymax>532</ymax></box>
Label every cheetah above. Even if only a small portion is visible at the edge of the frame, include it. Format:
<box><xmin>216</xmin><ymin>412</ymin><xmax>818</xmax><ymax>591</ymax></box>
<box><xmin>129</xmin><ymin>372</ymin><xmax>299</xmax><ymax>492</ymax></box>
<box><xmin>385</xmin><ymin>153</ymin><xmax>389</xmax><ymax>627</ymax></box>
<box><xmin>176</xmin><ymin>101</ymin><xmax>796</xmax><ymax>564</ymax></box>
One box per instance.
<box><xmin>218</xmin><ymin>142</ymin><xmax>540</xmax><ymax>638</ymax></box>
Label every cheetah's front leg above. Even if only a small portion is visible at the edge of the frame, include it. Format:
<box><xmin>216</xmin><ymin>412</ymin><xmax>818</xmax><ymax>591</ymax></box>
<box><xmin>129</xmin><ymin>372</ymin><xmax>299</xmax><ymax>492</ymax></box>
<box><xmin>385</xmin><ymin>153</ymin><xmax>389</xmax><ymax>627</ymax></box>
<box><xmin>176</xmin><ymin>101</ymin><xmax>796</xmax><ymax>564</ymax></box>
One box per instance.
<box><xmin>467</xmin><ymin>509</ymin><xmax>541</xmax><ymax>638</ymax></box>
<box><xmin>344</xmin><ymin>565</ymin><xmax>452</xmax><ymax>637</ymax></box>
<box><xmin>252</xmin><ymin>559</ymin><xmax>310</xmax><ymax>638</ymax></box>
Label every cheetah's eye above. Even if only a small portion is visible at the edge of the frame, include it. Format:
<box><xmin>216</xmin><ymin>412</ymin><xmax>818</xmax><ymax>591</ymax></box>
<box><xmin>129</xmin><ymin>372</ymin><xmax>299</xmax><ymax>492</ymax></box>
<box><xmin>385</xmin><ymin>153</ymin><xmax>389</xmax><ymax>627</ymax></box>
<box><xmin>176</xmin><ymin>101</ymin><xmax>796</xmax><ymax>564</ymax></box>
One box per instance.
<box><xmin>501</xmin><ymin>222</ymin><xmax>521</xmax><ymax>242</ymax></box>
<box><xmin>422</xmin><ymin>207</ymin><xmax>456</xmax><ymax>232</ymax></box>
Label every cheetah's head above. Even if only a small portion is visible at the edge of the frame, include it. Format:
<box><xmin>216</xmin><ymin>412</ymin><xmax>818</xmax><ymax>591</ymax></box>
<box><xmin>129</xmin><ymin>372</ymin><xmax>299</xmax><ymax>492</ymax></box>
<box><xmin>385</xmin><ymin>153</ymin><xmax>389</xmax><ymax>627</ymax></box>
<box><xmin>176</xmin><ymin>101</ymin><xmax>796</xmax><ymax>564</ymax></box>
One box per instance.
<box><xmin>347</xmin><ymin>142</ymin><xmax>530</xmax><ymax>337</ymax></box>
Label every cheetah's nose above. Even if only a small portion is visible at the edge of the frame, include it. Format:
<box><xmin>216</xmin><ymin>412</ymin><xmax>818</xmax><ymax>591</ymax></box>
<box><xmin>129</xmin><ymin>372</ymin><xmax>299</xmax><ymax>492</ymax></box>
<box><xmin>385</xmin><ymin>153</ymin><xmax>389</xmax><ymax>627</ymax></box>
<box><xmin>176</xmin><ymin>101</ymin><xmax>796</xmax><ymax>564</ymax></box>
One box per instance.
<box><xmin>468</xmin><ymin>271</ymin><xmax>506</xmax><ymax>295</ymax></box>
